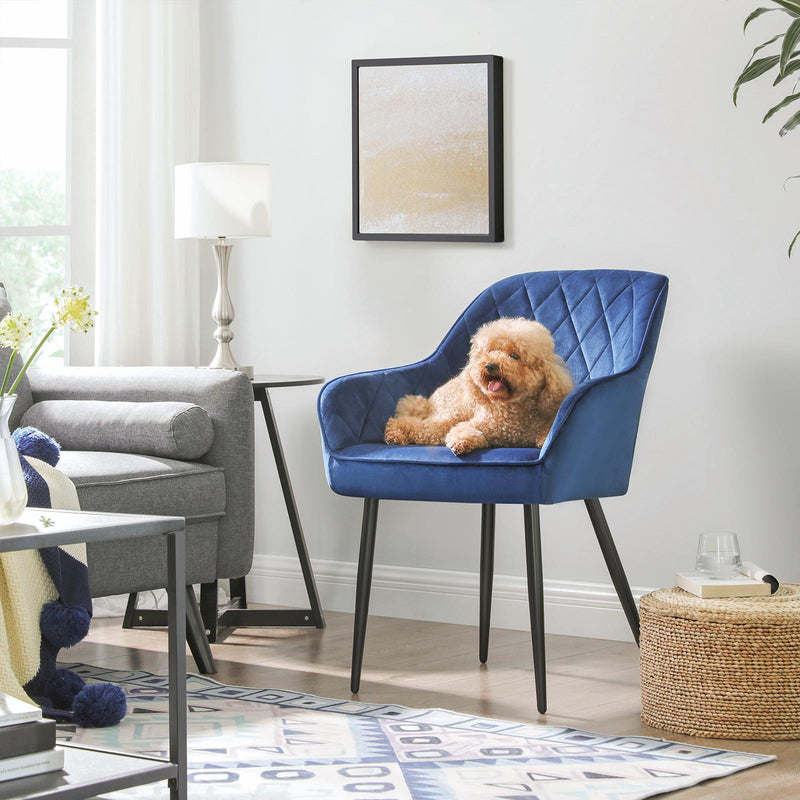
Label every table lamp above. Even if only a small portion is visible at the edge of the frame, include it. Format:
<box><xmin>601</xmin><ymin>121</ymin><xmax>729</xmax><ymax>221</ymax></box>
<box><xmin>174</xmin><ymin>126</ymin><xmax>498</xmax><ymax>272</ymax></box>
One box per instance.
<box><xmin>174</xmin><ymin>162</ymin><xmax>271</xmax><ymax>378</ymax></box>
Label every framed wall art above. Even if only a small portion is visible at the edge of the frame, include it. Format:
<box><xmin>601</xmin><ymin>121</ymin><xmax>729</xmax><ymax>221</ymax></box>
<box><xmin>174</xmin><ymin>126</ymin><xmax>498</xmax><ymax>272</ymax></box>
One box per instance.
<box><xmin>352</xmin><ymin>55</ymin><xmax>503</xmax><ymax>242</ymax></box>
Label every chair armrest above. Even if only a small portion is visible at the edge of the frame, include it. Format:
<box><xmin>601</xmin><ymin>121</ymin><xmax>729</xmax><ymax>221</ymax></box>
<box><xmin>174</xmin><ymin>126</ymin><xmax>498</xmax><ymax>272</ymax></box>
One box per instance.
<box><xmin>537</xmin><ymin>363</ymin><xmax>654</xmax><ymax>503</ymax></box>
<box><xmin>537</xmin><ymin>280</ymin><xmax>667</xmax><ymax>503</ymax></box>
<box><xmin>29</xmin><ymin>366</ymin><xmax>255</xmax><ymax>578</ymax></box>
<box><xmin>318</xmin><ymin>354</ymin><xmax>457</xmax><ymax>451</ymax></box>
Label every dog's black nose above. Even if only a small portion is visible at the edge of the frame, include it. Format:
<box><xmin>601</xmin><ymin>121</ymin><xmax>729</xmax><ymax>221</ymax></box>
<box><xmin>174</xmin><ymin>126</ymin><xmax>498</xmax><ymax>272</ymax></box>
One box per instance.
<box><xmin>486</xmin><ymin>362</ymin><xmax>499</xmax><ymax>374</ymax></box>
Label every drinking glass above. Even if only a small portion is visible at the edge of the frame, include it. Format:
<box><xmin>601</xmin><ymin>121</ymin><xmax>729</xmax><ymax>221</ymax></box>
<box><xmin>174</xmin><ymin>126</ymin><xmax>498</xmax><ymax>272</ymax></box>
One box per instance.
<box><xmin>695</xmin><ymin>532</ymin><xmax>742</xmax><ymax>580</ymax></box>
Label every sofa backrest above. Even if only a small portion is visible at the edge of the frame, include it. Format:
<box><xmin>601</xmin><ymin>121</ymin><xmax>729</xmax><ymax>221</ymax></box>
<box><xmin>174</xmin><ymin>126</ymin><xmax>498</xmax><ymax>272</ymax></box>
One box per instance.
<box><xmin>0</xmin><ymin>283</ymin><xmax>35</xmax><ymax>430</ymax></box>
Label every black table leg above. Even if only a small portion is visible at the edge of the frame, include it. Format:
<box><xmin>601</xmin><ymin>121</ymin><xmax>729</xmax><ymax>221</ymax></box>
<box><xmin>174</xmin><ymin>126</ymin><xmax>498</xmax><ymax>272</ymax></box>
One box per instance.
<box><xmin>218</xmin><ymin>385</ymin><xmax>324</xmax><ymax>631</ymax></box>
<box><xmin>125</xmin><ymin>379</ymin><xmax>326</xmax><ymax>641</ymax></box>
<box><xmin>166</xmin><ymin>529</ymin><xmax>187</xmax><ymax>799</ymax></box>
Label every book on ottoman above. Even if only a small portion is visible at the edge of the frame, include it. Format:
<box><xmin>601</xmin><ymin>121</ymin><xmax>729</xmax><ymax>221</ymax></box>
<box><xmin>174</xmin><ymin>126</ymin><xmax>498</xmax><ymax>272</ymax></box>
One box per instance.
<box><xmin>676</xmin><ymin>560</ymin><xmax>779</xmax><ymax>598</ymax></box>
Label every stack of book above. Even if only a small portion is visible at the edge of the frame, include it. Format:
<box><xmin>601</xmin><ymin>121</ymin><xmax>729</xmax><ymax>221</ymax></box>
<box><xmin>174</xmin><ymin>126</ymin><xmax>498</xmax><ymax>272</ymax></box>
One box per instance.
<box><xmin>0</xmin><ymin>692</ymin><xmax>63</xmax><ymax>783</ymax></box>
<box><xmin>675</xmin><ymin>561</ymin><xmax>779</xmax><ymax>599</ymax></box>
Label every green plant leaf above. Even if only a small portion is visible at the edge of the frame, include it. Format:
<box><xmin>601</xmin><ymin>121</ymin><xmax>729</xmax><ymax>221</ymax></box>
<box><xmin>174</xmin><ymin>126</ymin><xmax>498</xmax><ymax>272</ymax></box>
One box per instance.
<box><xmin>788</xmin><ymin>228</ymin><xmax>800</xmax><ymax>257</ymax></box>
<box><xmin>763</xmin><ymin>91</ymin><xmax>800</xmax><ymax>121</ymax></box>
<box><xmin>771</xmin><ymin>0</ymin><xmax>800</xmax><ymax>16</ymax></box>
<box><xmin>744</xmin><ymin>32</ymin><xmax>785</xmax><ymax>72</ymax></box>
<box><xmin>734</xmin><ymin>54</ymin><xmax>781</xmax><ymax>104</ymax></box>
<box><xmin>781</xmin><ymin>17</ymin><xmax>800</xmax><ymax>72</ymax></box>
<box><xmin>745</xmin><ymin>7</ymin><xmax>777</xmax><ymax>31</ymax></box>
<box><xmin>740</xmin><ymin>32</ymin><xmax>786</xmax><ymax>80</ymax></box>
<box><xmin>779</xmin><ymin>106</ymin><xmax>800</xmax><ymax>133</ymax></box>
<box><xmin>774</xmin><ymin>55</ymin><xmax>800</xmax><ymax>82</ymax></box>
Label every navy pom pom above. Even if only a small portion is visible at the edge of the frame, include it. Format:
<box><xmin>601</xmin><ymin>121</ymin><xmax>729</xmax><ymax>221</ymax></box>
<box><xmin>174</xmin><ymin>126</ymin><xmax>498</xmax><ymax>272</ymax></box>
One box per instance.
<box><xmin>12</xmin><ymin>426</ymin><xmax>60</xmax><ymax>466</ymax></box>
<box><xmin>40</xmin><ymin>600</ymin><xmax>91</xmax><ymax>648</ymax></box>
<box><xmin>46</xmin><ymin>668</ymin><xmax>86</xmax><ymax>709</ymax></box>
<box><xmin>72</xmin><ymin>684</ymin><xmax>127</xmax><ymax>728</ymax></box>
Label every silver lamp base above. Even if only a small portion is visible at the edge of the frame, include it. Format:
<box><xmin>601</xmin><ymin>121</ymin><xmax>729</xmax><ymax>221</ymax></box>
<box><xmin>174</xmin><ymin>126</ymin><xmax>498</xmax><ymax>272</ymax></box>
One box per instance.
<box><xmin>208</xmin><ymin>237</ymin><xmax>253</xmax><ymax>379</ymax></box>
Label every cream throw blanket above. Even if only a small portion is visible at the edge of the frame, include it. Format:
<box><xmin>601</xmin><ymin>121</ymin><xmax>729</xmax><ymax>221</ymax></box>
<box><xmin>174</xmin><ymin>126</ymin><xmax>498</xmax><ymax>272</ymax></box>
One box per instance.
<box><xmin>0</xmin><ymin>456</ymin><xmax>85</xmax><ymax>703</ymax></box>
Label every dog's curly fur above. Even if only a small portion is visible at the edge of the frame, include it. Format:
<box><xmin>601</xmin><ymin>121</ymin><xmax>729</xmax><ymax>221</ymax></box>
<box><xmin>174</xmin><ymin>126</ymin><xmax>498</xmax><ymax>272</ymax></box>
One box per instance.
<box><xmin>384</xmin><ymin>317</ymin><xmax>574</xmax><ymax>456</ymax></box>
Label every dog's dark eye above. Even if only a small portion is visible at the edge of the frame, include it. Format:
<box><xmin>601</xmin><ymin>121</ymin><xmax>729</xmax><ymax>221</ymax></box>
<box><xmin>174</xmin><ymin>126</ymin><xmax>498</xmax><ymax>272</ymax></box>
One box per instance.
<box><xmin>509</xmin><ymin>352</ymin><xmax>520</xmax><ymax>360</ymax></box>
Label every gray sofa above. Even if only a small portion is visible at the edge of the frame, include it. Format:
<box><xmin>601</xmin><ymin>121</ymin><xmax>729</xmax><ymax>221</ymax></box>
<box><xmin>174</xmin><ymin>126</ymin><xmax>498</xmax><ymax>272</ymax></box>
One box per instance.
<box><xmin>2</xmin><ymin>287</ymin><xmax>254</xmax><ymax>672</ymax></box>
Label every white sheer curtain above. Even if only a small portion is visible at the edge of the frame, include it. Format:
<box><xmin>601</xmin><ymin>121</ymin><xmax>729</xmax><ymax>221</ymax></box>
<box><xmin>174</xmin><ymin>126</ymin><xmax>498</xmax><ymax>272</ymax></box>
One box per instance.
<box><xmin>94</xmin><ymin>0</ymin><xmax>200</xmax><ymax>366</ymax></box>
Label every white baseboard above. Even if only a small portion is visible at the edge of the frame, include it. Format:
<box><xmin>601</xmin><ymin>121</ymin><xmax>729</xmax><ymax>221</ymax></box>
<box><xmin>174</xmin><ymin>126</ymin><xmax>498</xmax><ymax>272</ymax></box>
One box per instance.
<box><xmin>245</xmin><ymin>554</ymin><xmax>654</xmax><ymax>642</ymax></box>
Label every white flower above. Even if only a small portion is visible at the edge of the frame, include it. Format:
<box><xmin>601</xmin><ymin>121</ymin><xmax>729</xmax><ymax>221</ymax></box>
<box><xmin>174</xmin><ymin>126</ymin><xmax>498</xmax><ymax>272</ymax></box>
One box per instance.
<box><xmin>2</xmin><ymin>285</ymin><xmax>98</xmax><ymax>396</ymax></box>
<box><xmin>0</xmin><ymin>312</ymin><xmax>33</xmax><ymax>351</ymax></box>
<box><xmin>52</xmin><ymin>285</ymin><xmax>97</xmax><ymax>333</ymax></box>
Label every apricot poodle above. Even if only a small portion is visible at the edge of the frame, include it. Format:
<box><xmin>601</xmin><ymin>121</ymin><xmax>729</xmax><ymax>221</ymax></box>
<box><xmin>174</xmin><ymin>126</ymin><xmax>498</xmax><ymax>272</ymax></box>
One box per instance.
<box><xmin>384</xmin><ymin>317</ymin><xmax>574</xmax><ymax>456</ymax></box>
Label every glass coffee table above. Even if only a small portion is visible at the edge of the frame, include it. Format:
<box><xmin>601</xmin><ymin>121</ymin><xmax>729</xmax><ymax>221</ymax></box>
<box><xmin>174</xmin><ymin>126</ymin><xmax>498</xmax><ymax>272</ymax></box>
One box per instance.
<box><xmin>0</xmin><ymin>508</ymin><xmax>187</xmax><ymax>799</ymax></box>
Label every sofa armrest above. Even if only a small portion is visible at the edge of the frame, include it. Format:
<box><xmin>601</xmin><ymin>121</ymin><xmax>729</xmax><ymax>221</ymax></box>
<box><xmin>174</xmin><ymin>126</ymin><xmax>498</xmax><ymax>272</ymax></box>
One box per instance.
<box><xmin>29</xmin><ymin>366</ymin><xmax>255</xmax><ymax>578</ymax></box>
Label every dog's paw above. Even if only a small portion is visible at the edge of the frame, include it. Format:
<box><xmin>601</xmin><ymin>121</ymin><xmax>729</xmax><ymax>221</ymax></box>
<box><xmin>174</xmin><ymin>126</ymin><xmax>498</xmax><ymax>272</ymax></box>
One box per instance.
<box><xmin>395</xmin><ymin>395</ymin><xmax>430</xmax><ymax>418</ymax></box>
<box><xmin>385</xmin><ymin>417</ymin><xmax>410</xmax><ymax>445</ymax></box>
<box><xmin>445</xmin><ymin>422</ymin><xmax>487</xmax><ymax>456</ymax></box>
<box><xmin>448</xmin><ymin>437</ymin><xmax>475</xmax><ymax>456</ymax></box>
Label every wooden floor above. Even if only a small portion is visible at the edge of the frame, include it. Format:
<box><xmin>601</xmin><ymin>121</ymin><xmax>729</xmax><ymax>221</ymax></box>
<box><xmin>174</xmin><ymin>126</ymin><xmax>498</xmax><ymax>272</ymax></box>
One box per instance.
<box><xmin>70</xmin><ymin>608</ymin><xmax>798</xmax><ymax>799</ymax></box>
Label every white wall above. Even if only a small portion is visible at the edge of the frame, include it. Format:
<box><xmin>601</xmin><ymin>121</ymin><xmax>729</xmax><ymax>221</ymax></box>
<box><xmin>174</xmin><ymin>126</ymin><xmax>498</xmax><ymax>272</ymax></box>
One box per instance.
<box><xmin>198</xmin><ymin>0</ymin><xmax>800</xmax><ymax>638</ymax></box>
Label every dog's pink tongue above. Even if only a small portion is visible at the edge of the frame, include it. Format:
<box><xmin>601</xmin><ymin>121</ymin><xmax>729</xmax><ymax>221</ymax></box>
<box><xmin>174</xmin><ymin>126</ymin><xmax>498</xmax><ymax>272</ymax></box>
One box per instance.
<box><xmin>488</xmin><ymin>380</ymin><xmax>503</xmax><ymax>393</ymax></box>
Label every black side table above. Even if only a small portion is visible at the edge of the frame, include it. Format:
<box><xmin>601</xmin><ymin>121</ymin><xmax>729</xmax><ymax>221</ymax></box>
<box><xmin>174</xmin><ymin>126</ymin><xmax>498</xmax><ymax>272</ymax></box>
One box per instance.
<box><xmin>125</xmin><ymin>374</ymin><xmax>325</xmax><ymax>645</ymax></box>
<box><xmin>214</xmin><ymin>375</ymin><xmax>326</xmax><ymax>637</ymax></box>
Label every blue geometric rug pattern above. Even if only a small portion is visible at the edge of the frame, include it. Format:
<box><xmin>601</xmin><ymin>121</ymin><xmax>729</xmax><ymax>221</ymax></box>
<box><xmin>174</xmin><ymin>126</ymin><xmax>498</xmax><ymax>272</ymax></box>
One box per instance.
<box><xmin>57</xmin><ymin>664</ymin><xmax>774</xmax><ymax>799</ymax></box>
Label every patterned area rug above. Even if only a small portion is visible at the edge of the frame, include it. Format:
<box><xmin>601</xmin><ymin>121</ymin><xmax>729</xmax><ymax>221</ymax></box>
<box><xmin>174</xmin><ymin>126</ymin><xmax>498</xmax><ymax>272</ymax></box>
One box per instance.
<box><xmin>57</xmin><ymin>664</ymin><xmax>773</xmax><ymax>799</ymax></box>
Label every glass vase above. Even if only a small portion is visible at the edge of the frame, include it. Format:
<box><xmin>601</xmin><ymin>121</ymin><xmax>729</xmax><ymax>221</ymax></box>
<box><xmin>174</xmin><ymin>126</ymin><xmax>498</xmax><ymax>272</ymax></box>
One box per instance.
<box><xmin>0</xmin><ymin>394</ymin><xmax>27</xmax><ymax>525</ymax></box>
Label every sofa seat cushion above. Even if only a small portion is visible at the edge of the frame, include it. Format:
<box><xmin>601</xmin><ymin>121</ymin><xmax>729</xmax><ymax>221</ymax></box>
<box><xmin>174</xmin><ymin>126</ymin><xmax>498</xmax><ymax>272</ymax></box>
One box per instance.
<box><xmin>56</xmin><ymin>450</ymin><xmax>225</xmax><ymax>522</ymax></box>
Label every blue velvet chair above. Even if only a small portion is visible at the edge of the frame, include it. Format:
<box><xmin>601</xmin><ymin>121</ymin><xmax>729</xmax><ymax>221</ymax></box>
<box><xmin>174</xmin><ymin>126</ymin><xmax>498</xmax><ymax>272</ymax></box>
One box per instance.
<box><xmin>318</xmin><ymin>269</ymin><xmax>668</xmax><ymax>712</ymax></box>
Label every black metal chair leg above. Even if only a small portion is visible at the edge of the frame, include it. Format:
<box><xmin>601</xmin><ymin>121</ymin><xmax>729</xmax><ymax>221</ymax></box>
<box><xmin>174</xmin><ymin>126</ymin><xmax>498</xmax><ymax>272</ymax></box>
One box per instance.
<box><xmin>479</xmin><ymin>504</ymin><xmax>495</xmax><ymax>664</ymax></box>
<box><xmin>584</xmin><ymin>498</ymin><xmax>640</xmax><ymax>645</ymax></box>
<box><xmin>185</xmin><ymin>585</ymin><xmax>217</xmax><ymax>674</ymax></box>
<box><xmin>523</xmin><ymin>504</ymin><xmax>547</xmax><ymax>714</ymax></box>
<box><xmin>200</xmin><ymin>581</ymin><xmax>218</xmax><ymax>643</ymax></box>
<box><xmin>351</xmin><ymin>498</ymin><xmax>379</xmax><ymax>694</ymax></box>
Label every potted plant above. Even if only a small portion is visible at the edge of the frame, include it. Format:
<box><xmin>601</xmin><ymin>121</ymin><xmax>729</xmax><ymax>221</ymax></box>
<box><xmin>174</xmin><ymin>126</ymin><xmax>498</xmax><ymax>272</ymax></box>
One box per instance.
<box><xmin>0</xmin><ymin>286</ymin><xmax>96</xmax><ymax>524</ymax></box>
<box><xmin>735</xmin><ymin>0</ymin><xmax>800</xmax><ymax>252</ymax></box>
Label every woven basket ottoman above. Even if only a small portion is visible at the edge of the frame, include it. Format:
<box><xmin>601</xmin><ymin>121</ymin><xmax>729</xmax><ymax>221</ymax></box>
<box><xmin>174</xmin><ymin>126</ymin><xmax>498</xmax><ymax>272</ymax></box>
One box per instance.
<box><xmin>640</xmin><ymin>584</ymin><xmax>800</xmax><ymax>740</ymax></box>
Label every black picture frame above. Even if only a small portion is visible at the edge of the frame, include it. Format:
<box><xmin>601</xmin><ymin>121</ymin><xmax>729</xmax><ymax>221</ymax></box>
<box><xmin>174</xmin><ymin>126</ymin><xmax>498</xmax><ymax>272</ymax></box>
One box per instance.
<box><xmin>352</xmin><ymin>55</ymin><xmax>504</xmax><ymax>242</ymax></box>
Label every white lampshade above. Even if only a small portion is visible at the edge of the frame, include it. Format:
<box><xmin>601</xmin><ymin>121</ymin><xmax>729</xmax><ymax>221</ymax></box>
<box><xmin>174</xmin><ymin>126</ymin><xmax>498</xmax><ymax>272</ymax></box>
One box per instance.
<box><xmin>174</xmin><ymin>162</ymin><xmax>271</xmax><ymax>239</ymax></box>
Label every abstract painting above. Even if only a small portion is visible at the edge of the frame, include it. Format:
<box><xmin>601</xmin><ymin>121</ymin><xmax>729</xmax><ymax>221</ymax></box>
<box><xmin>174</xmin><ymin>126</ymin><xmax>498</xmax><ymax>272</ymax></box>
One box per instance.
<box><xmin>352</xmin><ymin>55</ymin><xmax>503</xmax><ymax>242</ymax></box>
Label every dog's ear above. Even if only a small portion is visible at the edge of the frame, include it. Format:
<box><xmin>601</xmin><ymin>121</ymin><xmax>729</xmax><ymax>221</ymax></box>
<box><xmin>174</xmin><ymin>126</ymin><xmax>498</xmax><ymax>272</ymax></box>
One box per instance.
<box><xmin>538</xmin><ymin>356</ymin><xmax>574</xmax><ymax>417</ymax></box>
<box><xmin>468</xmin><ymin>325</ymin><xmax>489</xmax><ymax>357</ymax></box>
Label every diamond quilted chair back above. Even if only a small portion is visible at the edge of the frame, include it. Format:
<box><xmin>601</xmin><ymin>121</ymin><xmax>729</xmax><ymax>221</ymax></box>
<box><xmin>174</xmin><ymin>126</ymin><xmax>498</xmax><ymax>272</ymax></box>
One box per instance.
<box><xmin>439</xmin><ymin>270</ymin><xmax>668</xmax><ymax>386</ymax></box>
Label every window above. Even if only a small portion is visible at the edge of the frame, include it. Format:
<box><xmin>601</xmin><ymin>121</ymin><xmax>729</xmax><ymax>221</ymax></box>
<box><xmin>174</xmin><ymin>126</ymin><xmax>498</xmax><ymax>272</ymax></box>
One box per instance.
<box><xmin>0</xmin><ymin>0</ymin><xmax>71</xmax><ymax>363</ymax></box>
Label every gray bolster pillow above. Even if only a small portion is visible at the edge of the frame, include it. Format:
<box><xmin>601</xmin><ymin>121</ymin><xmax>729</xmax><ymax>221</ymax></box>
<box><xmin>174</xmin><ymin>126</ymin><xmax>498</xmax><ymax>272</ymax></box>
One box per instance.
<box><xmin>21</xmin><ymin>400</ymin><xmax>215</xmax><ymax>460</ymax></box>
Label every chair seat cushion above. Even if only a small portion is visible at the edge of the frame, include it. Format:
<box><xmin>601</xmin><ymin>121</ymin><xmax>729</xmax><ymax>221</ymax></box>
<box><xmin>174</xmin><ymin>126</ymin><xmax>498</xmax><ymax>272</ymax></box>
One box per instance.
<box><xmin>57</xmin><ymin>450</ymin><xmax>225</xmax><ymax>522</ymax></box>
<box><xmin>326</xmin><ymin>444</ymin><xmax>544</xmax><ymax>504</ymax></box>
